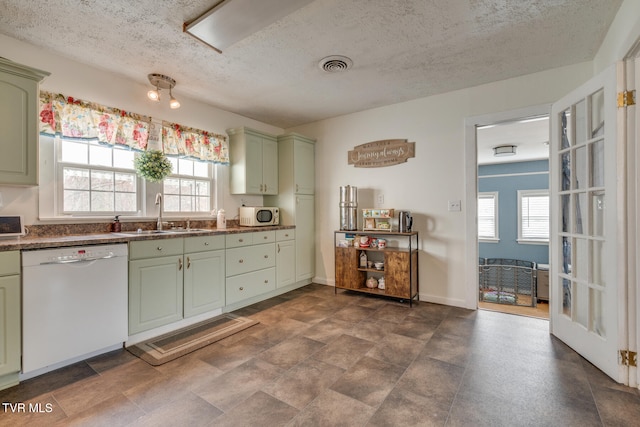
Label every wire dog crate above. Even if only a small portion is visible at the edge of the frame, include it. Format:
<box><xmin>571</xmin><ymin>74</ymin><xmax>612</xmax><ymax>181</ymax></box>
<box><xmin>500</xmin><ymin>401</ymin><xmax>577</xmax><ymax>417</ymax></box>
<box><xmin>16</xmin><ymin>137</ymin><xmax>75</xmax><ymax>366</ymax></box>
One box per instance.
<box><xmin>479</xmin><ymin>258</ymin><xmax>537</xmax><ymax>307</ymax></box>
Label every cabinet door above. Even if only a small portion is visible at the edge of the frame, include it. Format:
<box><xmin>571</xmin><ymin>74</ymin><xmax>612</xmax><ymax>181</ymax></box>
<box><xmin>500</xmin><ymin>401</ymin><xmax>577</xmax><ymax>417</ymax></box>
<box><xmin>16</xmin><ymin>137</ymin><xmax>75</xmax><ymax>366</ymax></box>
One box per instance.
<box><xmin>129</xmin><ymin>256</ymin><xmax>183</xmax><ymax>334</ymax></box>
<box><xmin>295</xmin><ymin>194</ymin><xmax>315</xmax><ymax>282</ymax></box>
<box><xmin>276</xmin><ymin>239</ymin><xmax>295</xmax><ymax>288</ymax></box>
<box><xmin>184</xmin><ymin>250</ymin><xmax>225</xmax><ymax>318</ymax></box>
<box><xmin>262</xmin><ymin>136</ymin><xmax>278</xmax><ymax>195</ymax></box>
<box><xmin>294</xmin><ymin>140</ymin><xmax>315</xmax><ymax>194</ymax></box>
<box><xmin>0</xmin><ymin>275</ymin><xmax>20</xmax><ymax>377</ymax></box>
<box><xmin>0</xmin><ymin>72</ymin><xmax>39</xmax><ymax>185</ymax></box>
<box><xmin>335</xmin><ymin>247</ymin><xmax>365</xmax><ymax>289</ymax></box>
<box><xmin>244</xmin><ymin>132</ymin><xmax>264</xmax><ymax>194</ymax></box>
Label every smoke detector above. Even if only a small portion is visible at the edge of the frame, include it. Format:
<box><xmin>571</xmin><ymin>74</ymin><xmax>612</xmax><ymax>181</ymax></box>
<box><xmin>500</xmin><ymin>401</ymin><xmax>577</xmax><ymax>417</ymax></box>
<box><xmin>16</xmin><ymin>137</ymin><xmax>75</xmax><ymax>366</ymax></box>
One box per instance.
<box><xmin>318</xmin><ymin>55</ymin><xmax>353</xmax><ymax>73</ymax></box>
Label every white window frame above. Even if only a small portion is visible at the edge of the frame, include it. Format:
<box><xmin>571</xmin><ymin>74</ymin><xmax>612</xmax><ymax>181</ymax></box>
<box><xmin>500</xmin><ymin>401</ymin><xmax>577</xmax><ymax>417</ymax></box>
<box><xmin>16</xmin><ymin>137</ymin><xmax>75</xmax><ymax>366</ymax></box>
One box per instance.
<box><xmin>478</xmin><ymin>191</ymin><xmax>499</xmax><ymax>242</ymax></box>
<box><xmin>55</xmin><ymin>138</ymin><xmax>141</xmax><ymax>216</ymax></box>
<box><xmin>517</xmin><ymin>189</ymin><xmax>549</xmax><ymax>244</ymax></box>
<box><xmin>39</xmin><ymin>135</ymin><xmax>216</xmax><ymax>219</ymax></box>
<box><xmin>162</xmin><ymin>157</ymin><xmax>214</xmax><ymax>215</ymax></box>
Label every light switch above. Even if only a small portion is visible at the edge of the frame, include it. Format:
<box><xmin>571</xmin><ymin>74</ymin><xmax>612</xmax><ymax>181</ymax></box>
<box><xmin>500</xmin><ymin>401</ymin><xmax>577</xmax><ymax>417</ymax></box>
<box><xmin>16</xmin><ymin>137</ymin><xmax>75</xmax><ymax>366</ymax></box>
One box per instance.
<box><xmin>448</xmin><ymin>200</ymin><xmax>461</xmax><ymax>211</ymax></box>
<box><xmin>377</xmin><ymin>194</ymin><xmax>384</xmax><ymax>205</ymax></box>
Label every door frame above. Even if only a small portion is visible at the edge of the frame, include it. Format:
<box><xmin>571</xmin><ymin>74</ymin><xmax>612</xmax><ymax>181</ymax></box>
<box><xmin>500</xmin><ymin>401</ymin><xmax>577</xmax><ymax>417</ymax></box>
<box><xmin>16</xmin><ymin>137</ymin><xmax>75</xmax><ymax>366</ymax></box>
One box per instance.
<box><xmin>464</xmin><ymin>104</ymin><xmax>551</xmax><ymax>310</ymax></box>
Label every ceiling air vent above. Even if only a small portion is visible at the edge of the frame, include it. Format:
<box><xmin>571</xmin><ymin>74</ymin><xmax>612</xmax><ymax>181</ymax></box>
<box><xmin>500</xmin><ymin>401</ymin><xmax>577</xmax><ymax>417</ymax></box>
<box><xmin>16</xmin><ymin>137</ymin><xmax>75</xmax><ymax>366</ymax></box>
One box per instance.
<box><xmin>319</xmin><ymin>55</ymin><xmax>353</xmax><ymax>73</ymax></box>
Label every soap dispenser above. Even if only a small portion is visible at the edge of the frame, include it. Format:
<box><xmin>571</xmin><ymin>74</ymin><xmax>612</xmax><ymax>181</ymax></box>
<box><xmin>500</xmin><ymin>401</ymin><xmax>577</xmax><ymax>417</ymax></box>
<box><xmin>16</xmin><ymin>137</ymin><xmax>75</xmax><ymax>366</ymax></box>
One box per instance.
<box><xmin>112</xmin><ymin>215</ymin><xmax>121</xmax><ymax>232</ymax></box>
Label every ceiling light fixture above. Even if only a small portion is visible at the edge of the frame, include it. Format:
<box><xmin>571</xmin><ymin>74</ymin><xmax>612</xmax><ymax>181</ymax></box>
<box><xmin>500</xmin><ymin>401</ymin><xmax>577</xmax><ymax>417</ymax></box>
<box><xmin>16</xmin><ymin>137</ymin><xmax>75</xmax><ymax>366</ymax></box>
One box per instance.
<box><xmin>147</xmin><ymin>73</ymin><xmax>180</xmax><ymax>109</ymax></box>
<box><xmin>493</xmin><ymin>145</ymin><xmax>517</xmax><ymax>157</ymax></box>
<box><xmin>184</xmin><ymin>0</ymin><xmax>314</xmax><ymax>53</ymax></box>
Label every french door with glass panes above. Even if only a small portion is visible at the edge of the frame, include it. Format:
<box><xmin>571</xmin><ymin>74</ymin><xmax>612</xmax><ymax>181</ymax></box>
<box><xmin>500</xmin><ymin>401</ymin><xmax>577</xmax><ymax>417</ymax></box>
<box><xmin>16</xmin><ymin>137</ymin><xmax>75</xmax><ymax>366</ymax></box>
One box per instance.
<box><xmin>550</xmin><ymin>62</ymin><xmax>627</xmax><ymax>383</ymax></box>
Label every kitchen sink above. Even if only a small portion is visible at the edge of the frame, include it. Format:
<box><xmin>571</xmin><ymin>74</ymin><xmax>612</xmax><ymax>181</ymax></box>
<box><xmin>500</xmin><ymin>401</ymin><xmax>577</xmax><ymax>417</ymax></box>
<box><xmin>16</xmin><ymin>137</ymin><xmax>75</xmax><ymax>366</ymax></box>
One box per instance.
<box><xmin>164</xmin><ymin>228</ymin><xmax>211</xmax><ymax>233</ymax></box>
<box><xmin>116</xmin><ymin>229</ymin><xmax>211</xmax><ymax>235</ymax></box>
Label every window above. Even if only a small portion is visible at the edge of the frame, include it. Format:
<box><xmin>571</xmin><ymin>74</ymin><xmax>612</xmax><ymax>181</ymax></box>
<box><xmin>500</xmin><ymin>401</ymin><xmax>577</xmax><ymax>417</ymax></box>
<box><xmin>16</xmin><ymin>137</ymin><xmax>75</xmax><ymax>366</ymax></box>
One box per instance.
<box><xmin>518</xmin><ymin>190</ymin><xmax>549</xmax><ymax>243</ymax></box>
<box><xmin>478</xmin><ymin>192</ymin><xmax>498</xmax><ymax>241</ymax></box>
<box><xmin>57</xmin><ymin>137</ymin><xmax>138</xmax><ymax>214</ymax></box>
<box><xmin>44</xmin><ymin>136</ymin><xmax>215</xmax><ymax>217</ymax></box>
<box><xmin>38</xmin><ymin>92</ymin><xmax>226</xmax><ymax>219</ymax></box>
<box><xmin>163</xmin><ymin>158</ymin><xmax>213</xmax><ymax>213</ymax></box>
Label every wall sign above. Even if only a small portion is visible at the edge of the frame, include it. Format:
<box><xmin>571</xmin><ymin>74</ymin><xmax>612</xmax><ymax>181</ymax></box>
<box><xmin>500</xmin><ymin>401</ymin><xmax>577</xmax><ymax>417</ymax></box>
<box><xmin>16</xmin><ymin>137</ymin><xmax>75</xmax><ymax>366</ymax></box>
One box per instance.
<box><xmin>348</xmin><ymin>139</ymin><xmax>415</xmax><ymax>168</ymax></box>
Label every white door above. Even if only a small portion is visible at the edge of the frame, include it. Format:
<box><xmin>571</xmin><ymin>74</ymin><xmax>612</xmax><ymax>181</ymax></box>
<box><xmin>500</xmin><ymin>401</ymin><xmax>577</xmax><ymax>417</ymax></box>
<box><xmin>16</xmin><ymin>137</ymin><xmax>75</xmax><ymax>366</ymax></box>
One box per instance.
<box><xmin>550</xmin><ymin>63</ymin><xmax>627</xmax><ymax>383</ymax></box>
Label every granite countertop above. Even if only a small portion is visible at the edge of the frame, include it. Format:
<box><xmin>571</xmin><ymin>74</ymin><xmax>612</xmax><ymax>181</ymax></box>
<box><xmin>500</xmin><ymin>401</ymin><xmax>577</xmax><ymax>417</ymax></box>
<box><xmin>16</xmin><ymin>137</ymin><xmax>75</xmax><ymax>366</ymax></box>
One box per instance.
<box><xmin>0</xmin><ymin>225</ymin><xmax>295</xmax><ymax>252</ymax></box>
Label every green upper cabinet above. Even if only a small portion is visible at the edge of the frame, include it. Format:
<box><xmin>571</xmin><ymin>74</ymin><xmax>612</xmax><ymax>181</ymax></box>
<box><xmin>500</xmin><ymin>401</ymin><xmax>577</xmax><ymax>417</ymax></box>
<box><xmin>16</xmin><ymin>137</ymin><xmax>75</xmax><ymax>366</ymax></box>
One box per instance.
<box><xmin>227</xmin><ymin>127</ymin><xmax>278</xmax><ymax>195</ymax></box>
<box><xmin>288</xmin><ymin>133</ymin><xmax>315</xmax><ymax>195</ymax></box>
<box><xmin>0</xmin><ymin>59</ymin><xmax>49</xmax><ymax>186</ymax></box>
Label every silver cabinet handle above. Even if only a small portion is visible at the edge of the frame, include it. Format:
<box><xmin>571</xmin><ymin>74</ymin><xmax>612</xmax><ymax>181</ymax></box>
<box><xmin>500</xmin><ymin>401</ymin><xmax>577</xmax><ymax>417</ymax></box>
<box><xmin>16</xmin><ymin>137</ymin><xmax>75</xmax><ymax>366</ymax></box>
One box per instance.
<box><xmin>204</xmin><ymin>242</ymin><xmax>209</xmax><ymax>246</ymax></box>
<box><xmin>239</xmin><ymin>259</ymin><xmax>244</xmax><ymax>263</ymax></box>
<box><xmin>157</xmin><ymin>246</ymin><xmax>162</xmax><ymax>251</ymax></box>
<box><xmin>239</xmin><ymin>287</ymin><xmax>244</xmax><ymax>291</ymax></box>
<box><xmin>264</xmin><ymin>255</ymin><xmax>268</xmax><ymax>258</ymax></box>
<box><xmin>277</xmin><ymin>244</ymin><xmax>280</xmax><ymax>253</ymax></box>
<box><xmin>178</xmin><ymin>258</ymin><xmax>183</xmax><ymax>271</ymax></box>
<box><xmin>264</xmin><ymin>279</ymin><xmax>269</xmax><ymax>284</ymax></box>
<box><xmin>187</xmin><ymin>257</ymin><xmax>191</xmax><ymax>269</ymax></box>
<box><xmin>239</xmin><ymin>238</ymin><xmax>244</xmax><ymax>243</ymax></box>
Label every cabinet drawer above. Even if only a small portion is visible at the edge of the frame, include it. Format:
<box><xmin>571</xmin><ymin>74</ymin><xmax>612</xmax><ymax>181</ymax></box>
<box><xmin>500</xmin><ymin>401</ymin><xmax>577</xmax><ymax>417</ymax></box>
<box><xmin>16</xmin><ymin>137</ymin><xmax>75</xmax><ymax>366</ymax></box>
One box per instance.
<box><xmin>252</xmin><ymin>230</ymin><xmax>275</xmax><ymax>244</ymax></box>
<box><xmin>276</xmin><ymin>229</ymin><xmax>295</xmax><ymax>241</ymax></box>
<box><xmin>184</xmin><ymin>235</ymin><xmax>225</xmax><ymax>253</ymax></box>
<box><xmin>226</xmin><ymin>267</ymin><xmax>276</xmax><ymax>305</ymax></box>
<box><xmin>0</xmin><ymin>251</ymin><xmax>20</xmax><ymax>276</ymax></box>
<box><xmin>226</xmin><ymin>243</ymin><xmax>275</xmax><ymax>277</ymax></box>
<box><xmin>225</xmin><ymin>233</ymin><xmax>253</xmax><ymax>248</ymax></box>
<box><xmin>129</xmin><ymin>238</ymin><xmax>184</xmax><ymax>260</ymax></box>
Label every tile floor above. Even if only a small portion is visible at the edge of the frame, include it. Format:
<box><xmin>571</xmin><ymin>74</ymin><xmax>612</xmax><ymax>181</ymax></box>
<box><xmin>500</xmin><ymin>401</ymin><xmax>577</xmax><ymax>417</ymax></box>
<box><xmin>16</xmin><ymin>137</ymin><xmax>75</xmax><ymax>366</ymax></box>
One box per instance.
<box><xmin>2</xmin><ymin>283</ymin><xmax>640</xmax><ymax>426</ymax></box>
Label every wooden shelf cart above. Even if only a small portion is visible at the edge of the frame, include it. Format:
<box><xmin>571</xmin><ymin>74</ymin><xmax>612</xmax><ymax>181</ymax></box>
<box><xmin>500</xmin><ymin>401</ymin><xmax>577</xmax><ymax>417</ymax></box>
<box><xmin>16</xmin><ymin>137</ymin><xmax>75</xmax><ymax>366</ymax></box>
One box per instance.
<box><xmin>334</xmin><ymin>230</ymin><xmax>419</xmax><ymax>306</ymax></box>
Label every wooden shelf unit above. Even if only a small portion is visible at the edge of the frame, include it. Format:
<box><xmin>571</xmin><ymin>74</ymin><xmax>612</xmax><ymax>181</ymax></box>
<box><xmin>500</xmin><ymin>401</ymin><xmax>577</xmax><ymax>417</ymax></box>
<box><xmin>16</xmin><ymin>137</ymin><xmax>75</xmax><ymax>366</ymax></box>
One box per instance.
<box><xmin>334</xmin><ymin>230</ymin><xmax>419</xmax><ymax>306</ymax></box>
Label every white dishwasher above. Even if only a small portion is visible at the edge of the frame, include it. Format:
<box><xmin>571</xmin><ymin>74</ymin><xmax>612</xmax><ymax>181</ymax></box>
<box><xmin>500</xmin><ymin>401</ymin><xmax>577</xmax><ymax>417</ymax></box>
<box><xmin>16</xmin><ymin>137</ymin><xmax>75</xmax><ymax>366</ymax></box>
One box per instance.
<box><xmin>22</xmin><ymin>244</ymin><xmax>128</xmax><ymax>377</ymax></box>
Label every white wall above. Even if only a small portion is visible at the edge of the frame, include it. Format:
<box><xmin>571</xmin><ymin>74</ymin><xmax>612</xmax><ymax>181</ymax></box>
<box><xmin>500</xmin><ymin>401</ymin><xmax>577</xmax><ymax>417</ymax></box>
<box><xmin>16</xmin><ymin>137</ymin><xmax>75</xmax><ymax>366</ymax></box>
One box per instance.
<box><xmin>289</xmin><ymin>62</ymin><xmax>593</xmax><ymax>308</ymax></box>
<box><xmin>0</xmin><ymin>34</ymin><xmax>283</xmax><ymax>224</ymax></box>
<box><xmin>594</xmin><ymin>0</ymin><xmax>640</xmax><ymax>72</ymax></box>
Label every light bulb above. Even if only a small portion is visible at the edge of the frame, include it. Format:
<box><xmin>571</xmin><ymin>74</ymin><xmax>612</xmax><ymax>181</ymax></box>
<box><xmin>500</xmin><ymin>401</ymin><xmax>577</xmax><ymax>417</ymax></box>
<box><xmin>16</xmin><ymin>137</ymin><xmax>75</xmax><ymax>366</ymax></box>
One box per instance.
<box><xmin>147</xmin><ymin>88</ymin><xmax>160</xmax><ymax>101</ymax></box>
<box><xmin>169</xmin><ymin>94</ymin><xmax>180</xmax><ymax>109</ymax></box>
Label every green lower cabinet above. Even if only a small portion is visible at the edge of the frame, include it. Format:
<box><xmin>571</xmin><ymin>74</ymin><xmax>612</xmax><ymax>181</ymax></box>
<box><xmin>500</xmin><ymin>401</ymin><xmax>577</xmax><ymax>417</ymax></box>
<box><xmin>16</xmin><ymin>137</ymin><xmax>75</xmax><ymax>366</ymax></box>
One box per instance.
<box><xmin>128</xmin><ymin>236</ymin><xmax>227</xmax><ymax>335</ymax></box>
<box><xmin>226</xmin><ymin>267</ymin><xmax>276</xmax><ymax>305</ymax></box>
<box><xmin>0</xmin><ymin>251</ymin><xmax>21</xmax><ymax>390</ymax></box>
<box><xmin>276</xmin><ymin>238</ymin><xmax>295</xmax><ymax>288</ymax></box>
<box><xmin>183</xmin><ymin>249</ymin><xmax>225</xmax><ymax>318</ymax></box>
<box><xmin>128</xmin><ymin>255</ymin><xmax>184</xmax><ymax>335</ymax></box>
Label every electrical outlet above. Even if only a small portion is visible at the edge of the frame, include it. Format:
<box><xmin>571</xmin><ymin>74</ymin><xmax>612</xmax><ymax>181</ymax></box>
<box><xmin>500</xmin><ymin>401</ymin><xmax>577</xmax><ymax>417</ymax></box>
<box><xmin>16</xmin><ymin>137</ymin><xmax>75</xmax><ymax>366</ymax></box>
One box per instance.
<box><xmin>448</xmin><ymin>200</ymin><xmax>461</xmax><ymax>212</ymax></box>
<box><xmin>377</xmin><ymin>194</ymin><xmax>384</xmax><ymax>205</ymax></box>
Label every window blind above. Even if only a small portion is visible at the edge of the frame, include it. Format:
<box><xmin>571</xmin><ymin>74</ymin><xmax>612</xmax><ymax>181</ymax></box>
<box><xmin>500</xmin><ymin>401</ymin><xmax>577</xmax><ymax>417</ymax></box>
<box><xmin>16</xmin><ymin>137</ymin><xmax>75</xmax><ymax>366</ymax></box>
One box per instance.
<box><xmin>520</xmin><ymin>193</ymin><xmax>549</xmax><ymax>240</ymax></box>
<box><xmin>478</xmin><ymin>194</ymin><xmax>497</xmax><ymax>239</ymax></box>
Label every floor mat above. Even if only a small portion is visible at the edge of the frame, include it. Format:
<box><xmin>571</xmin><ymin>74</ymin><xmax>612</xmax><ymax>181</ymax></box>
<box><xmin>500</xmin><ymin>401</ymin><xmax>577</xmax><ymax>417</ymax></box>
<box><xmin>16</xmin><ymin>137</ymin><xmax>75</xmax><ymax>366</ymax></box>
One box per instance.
<box><xmin>127</xmin><ymin>314</ymin><xmax>259</xmax><ymax>366</ymax></box>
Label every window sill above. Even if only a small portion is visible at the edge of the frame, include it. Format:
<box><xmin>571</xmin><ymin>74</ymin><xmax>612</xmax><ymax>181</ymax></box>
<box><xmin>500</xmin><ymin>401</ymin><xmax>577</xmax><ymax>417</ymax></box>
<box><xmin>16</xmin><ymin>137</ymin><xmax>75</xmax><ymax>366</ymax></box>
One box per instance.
<box><xmin>479</xmin><ymin>238</ymin><xmax>500</xmax><ymax>243</ymax></box>
<box><xmin>517</xmin><ymin>239</ymin><xmax>549</xmax><ymax>245</ymax></box>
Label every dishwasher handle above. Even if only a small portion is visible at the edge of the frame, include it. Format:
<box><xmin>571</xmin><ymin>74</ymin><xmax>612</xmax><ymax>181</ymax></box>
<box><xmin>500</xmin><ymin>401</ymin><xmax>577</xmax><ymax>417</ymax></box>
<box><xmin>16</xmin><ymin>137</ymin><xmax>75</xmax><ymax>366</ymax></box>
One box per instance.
<box><xmin>39</xmin><ymin>253</ymin><xmax>118</xmax><ymax>265</ymax></box>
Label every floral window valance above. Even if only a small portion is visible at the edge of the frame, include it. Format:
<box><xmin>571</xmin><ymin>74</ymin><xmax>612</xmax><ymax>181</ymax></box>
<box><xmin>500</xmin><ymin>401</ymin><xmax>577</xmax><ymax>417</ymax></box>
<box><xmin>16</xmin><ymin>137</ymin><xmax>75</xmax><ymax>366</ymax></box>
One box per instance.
<box><xmin>39</xmin><ymin>91</ymin><xmax>150</xmax><ymax>151</ymax></box>
<box><xmin>162</xmin><ymin>121</ymin><xmax>229</xmax><ymax>165</ymax></box>
<box><xmin>39</xmin><ymin>91</ymin><xmax>230</xmax><ymax>164</ymax></box>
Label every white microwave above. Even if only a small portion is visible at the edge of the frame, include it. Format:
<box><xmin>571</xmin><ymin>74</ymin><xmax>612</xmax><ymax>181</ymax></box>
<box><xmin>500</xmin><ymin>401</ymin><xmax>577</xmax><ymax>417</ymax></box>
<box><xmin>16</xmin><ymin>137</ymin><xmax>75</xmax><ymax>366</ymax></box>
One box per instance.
<box><xmin>239</xmin><ymin>207</ymin><xmax>279</xmax><ymax>226</ymax></box>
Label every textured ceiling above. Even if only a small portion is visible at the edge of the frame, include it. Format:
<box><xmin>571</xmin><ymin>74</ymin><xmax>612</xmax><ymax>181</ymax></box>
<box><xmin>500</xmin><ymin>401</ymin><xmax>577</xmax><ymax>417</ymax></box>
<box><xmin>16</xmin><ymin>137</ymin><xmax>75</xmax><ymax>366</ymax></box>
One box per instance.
<box><xmin>0</xmin><ymin>0</ymin><xmax>622</xmax><ymax>128</ymax></box>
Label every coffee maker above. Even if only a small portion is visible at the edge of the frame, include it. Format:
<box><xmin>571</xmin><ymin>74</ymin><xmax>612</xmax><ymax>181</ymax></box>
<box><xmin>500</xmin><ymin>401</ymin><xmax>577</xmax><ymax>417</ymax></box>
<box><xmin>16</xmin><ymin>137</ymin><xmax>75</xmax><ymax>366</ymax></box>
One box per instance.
<box><xmin>398</xmin><ymin>210</ymin><xmax>413</xmax><ymax>233</ymax></box>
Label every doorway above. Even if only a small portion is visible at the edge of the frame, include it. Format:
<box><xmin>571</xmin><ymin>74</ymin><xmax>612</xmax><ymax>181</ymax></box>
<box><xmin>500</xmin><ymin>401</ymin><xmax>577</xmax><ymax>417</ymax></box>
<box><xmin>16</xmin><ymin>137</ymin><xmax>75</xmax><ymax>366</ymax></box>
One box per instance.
<box><xmin>476</xmin><ymin>114</ymin><xmax>551</xmax><ymax>319</ymax></box>
<box><xmin>464</xmin><ymin>105</ymin><xmax>552</xmax><ymax>314</ymax></box>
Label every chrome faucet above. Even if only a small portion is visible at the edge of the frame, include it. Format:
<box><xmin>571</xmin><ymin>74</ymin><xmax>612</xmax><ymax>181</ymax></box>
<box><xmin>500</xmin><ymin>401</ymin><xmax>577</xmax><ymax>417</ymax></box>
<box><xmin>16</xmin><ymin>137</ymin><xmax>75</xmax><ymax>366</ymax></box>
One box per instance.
<box><xmin>155</xmin><ymin>193</ymin><xmax>163</xmax><ymax>230</ymax></box>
